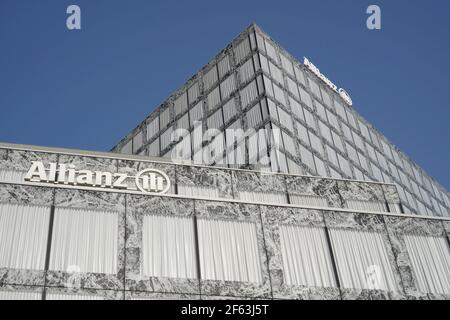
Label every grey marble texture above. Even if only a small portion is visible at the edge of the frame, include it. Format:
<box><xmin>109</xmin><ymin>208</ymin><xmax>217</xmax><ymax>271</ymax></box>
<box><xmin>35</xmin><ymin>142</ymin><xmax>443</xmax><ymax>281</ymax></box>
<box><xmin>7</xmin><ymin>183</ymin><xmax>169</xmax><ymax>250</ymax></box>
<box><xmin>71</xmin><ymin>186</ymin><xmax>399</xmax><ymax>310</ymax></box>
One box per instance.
<box><xmin>0</xmin><ymin>184</ymin><xmax>54</xmax><ymax>206</ymax></box>
<box><xmin>118</xmin><ymin>159</ymin><xmax>176</xmax><ymax>194</ymax></box>
<box><xmin>443</xmin><ymin>221</ymin><xmax>450</xmax><ymax>235</ymax></box>
<box><xmin>195</xmin><ymin>200</ymin><xmax>271</xmax><ymax>298</ymax></box>
<box><xmin>306</xmin><ymin>286</ymin><xmax>341</xmax><ymax>300</ymax></box>
<box><xmin>384</xmin><ymin>216</ymin><xmax>446</xmax><ymax>237</ymax></box>
<box><xmin>0</xmin><ymin>269</ymin><xmax>46</xmax><ymax>287</ymax></box>
<box><xmin>427</xmin><ymin>293</ymin><xmax>450</xmax><ymax>300</ymax></box>
<box><xmin>127</xmin><ymin>291</ymin><xmax>200</xmax><ymax>300</ymax></box>
<box><xmin>231</xmin><ymin>170</ymin><xmax>287</xmax><ymax>199</ymax></box>
<box><xmin>323</xmin><ymin>211</ymin><xmax>386</xmax><ymax>232</ymax></box>
<box><xmin>261</xmin><ymin>205</ymin><xmax>325</xmax><ymax>228</ymax></box>
<box><xmin>54</xmin><ymin>188</ymin><xmax>126</xmax><ymax>212</ymax></box>
<box><xmin>0</xmin><ymin>284</ymin><xmax>43</xmax><ymax>299</ymax></box>
<box><xmin>340</xmin><ymin>288</ymin><xmax>390</xmax><ymax>300</ymax></box>
<box><xmin>45</xmin><ymin>287</ymin><xmax>124</xmax><ymax>300</ymax></box>
<box><xmin>125</xmin><ymin>195</ymin><xmax>200</xmax><ymax>294</ymax></box>
<box><xmin>58</xmin><ymin>154</ymin><xmax>117</xmax><ymax>174</ymax></box>
<box><xmin>3</xmin><ymin>149</ymin><xmax>58</xmax><ymax>172</ymax></box>
<box><xmin>285</xmin><ymin>176</ymin><xmax>344</xmax><ymax>208</ymax></box>
<box><xmin>0</xmin><ymin>148</ymin><xmax>8</xmax><ymax>167</ymax></box>
<box><xmin>177</xmin><ymin>165</ymin><xmax>233</xmax><ymax>199</ymax></box>
<box><xmin>337</xmin><ymin>180</ymin><xmax>385</xmax><ymax>203</ymax></box>
<box><xmin>200</xmin><ymin>295</ymin><xmax>268</xmax><ymax>300</ymax></box>
<box><xmin>382</xmin><ymin>184</ymin><xmax>401</xmax><ymax>204</ymax></box>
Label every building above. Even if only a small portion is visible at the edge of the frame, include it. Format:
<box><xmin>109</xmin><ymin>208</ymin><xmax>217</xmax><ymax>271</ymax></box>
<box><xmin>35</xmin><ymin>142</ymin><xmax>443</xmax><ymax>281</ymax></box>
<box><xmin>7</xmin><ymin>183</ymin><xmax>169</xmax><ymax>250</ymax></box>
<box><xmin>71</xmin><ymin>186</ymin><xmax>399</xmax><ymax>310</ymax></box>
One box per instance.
<box><xmin>112</xmin><ymin>24</ymin><xmax>450</xmax><ymax>218</ymax></box>
<box><xmin>0</xmin><ymin>142</ymin><xmax>449</xmax><ymax>300</ymax></box>
<box><xmin>0</xmin><ymin>23</ymin><xmax>449</xmax><ymax>301</ymax></box>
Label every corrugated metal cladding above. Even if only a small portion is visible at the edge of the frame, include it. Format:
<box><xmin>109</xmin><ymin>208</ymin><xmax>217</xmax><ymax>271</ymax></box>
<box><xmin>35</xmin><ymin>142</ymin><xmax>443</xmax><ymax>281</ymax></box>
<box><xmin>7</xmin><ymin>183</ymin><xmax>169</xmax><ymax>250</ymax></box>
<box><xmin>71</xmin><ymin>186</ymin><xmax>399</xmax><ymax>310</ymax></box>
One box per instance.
<box><xmin>207</xmin><ymin>108</ymin><xmax>223</xmax><ymax>130</ymax></box>
<box><xmin>146</xmin><ymin>116</ymin><xmax>159</xmax><ymax>141</ymax></box>
<box><xmin>240</xmin><ymin>80</ymin><xmax>258</xmax><ymax>108</ymax></box>
<box><xmin>203</xmin><ymin>66</ymin><xmax>218</xmax><ymax>92</ymax></box>
<box><xmin>234</xmin><ymin>37</ymin><xmax>251</xmax><ymax>64</ymax></box>
<box><xmin>174</xmin><ymin>92</ymin><xmax>188</xmax><ymax>116</ymax></box>
<box><xmin>220</xmin><ymin>74</ymin><xmax>236</xmax><ymax>101</ymax></box>
<box><xmin>222</xmin><ymin>98</ymin><xmax>237</xmax><ymax>124</ymax></box>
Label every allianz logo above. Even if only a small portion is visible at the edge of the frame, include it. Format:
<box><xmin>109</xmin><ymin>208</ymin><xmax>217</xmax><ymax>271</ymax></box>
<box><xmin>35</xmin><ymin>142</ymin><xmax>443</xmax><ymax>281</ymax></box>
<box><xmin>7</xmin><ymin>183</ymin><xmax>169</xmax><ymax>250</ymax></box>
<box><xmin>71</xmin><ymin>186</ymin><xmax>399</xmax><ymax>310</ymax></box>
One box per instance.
<box><xmin>24</xmin><ymin>161</ymin><xmax>171</xmax><ymax>194</ymax></box>
<box><xmin>303</xmin><ymin>57</ymin><xmax>353</xmax><ymax>107</ymax></box>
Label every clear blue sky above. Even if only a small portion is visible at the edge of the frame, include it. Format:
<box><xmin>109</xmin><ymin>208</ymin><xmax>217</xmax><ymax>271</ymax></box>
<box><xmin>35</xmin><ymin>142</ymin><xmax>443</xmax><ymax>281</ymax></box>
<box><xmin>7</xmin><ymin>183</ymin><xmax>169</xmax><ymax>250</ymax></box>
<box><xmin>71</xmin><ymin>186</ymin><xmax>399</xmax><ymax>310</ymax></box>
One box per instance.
<box><xmin>0</xmin><ymin>0</ymin><xmax>449</xmax><ymax>190</ymax></box>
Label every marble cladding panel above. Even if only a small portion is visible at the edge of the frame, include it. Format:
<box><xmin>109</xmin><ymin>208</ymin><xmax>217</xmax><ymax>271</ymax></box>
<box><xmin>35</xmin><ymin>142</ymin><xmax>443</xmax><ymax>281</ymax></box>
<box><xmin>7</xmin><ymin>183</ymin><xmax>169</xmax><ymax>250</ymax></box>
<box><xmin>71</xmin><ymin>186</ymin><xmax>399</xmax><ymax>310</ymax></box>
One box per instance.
<box><xmin>231</xmin><ymin>170</ymin><xmax>287</xmax><ymax>199</ymax></box>
<box><xmin>117</xmin><ymin>159</ymin><xmax>176</xmax><ymax>194</ymax></box>
<box><xmin>336</xmin><ymin>180</ymin><xmax>385</xmax><ymax>203</ymax></box>
<box><xmin>427</xmin><ymin>293</ymin><xmax>450</xmax><ymax>300</ymax></box>
<box><xmin>54</xmin><ymin>188</ymin><xmax>125</xmax><ymax>212</ymax></box>
<box><xmin>45</xmin><ymin>287</ymin><xmax>124</xmax><ymax>300</ymax></box>
<box><xmin>126</xmin><ymin>292</ymin><xmax>200</xmax><ymax>300</ymax></box>
<box><xmin>0</xmin><ymin>184</ymin><xmax>54</xmax><ymax>206</ymax></box>
<box><xmin>323</xmin><ymin>211</ymin><xmax>385</xmax><ymax>232</ymax></box>
<box><xmin>444</xmin><ymin>221</ymin><xmax>450</xmax><ymax>245</ymax></box>
<box><xmin>0</xmin><ymin>284</ymin><xmax>43</xmax><ymax>300</ymax></box>
<box><xmin>340</xmin><ymin>289</ymin><xmax>391</xmax><ymax>300</ymax></box>
<box><xmin>3</xmin><ymin>149</ymin><xmax>58</xmax><ymax>172</ymax></box>
<box><xmin>261</xmin><ymin>205</ymin><xmax>325</xmax><ymax>228</ymax></box>
<box><xmin>307</xmin><ymin>287</ymin><xmax>341</xmax><ymax>300</ymax></box>
<box><xmin>125</xmin><ymin>195</ymin><xmax>200</xmax><ymax>295</ymax></box>
<box><xmin>384</xmin><ymin>216</ymin><xmax>446</xmax><ymax>237</ymax></box>
<box><xmin>194</xmin><ymin>200</ymin><xmax>271</xmax><ymax>298</ymax></box>
<box><xmin>200</xmin><ymin>295</ymin><xmax>269</xmax><ymax>300</ymax></box>
<box><xmin>58</xmin><ymin>155</ymin><xmax>118</xmax><ymax>173</ymax></box>
<box><xmin>443</xmin><ymin>221</ymin><xmax>450</xmax><ymax>234</ymax></box>
<box><xmin>0</xmin><ymin>148</ymin><xmax>8</xmax><ymax>167</ymax></box>
<box><xmin>46</xmin><ymin>190</ymin><xmax>126</xmax><ymax>292</ymax></box>
<box><xmin>285</xmin><ymin>176</ymin><xmax>344</xmax><ymax>208</ymax></box>
<box><xmin>177</xmin><ymin>165</ymin><xmax>233</xmax><ymax>199</ymax></box>
<box><xmin>260</xmin><ymin>205</ymin><xmax>340</xmax><ymax>299</ymax></box>
<box><xmin>383</xmin><ymin>215</ymin><xmax>447</xmax><ymax>297</ymax></box>
<box><xmin>382</xmin><ymin>184</ymin><xmax>401</xmax><ymax>204</ymax></box>
<box><xmin>0</xmin><ymin>269</ymin><xmax>46</xmax><ymax>287</ymax></box>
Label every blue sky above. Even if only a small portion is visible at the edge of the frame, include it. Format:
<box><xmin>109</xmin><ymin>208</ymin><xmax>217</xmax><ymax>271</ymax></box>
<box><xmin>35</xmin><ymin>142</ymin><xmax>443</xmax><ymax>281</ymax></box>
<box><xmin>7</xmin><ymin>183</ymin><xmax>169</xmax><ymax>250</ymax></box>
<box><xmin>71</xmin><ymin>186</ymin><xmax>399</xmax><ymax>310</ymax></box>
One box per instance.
<box><xmin>0</xmin><ymin>0</ymin><xmax>449</xmax><ymax>190</ymax></box>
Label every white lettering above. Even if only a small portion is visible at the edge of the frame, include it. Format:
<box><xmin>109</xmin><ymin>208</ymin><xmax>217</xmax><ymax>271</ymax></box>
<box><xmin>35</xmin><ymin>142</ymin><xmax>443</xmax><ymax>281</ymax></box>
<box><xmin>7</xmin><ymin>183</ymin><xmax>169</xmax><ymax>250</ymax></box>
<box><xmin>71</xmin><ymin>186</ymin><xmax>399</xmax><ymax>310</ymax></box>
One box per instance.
<box><xmin>76</xmin><ymin>170</ymin><xmax>93</xmax><ymax>185</ymax></box>
<box><xmin>24</xmin><ymin>161</ymin><xmax>47</xmax><ymax>182</ymax></box>
<box><xmin>23</xmin><ymin>162</ymin><xmax>170</xmax><ymax>195</ymax></box>
<box><xmin>113</xmin><ymin>173</ymin><xmax>128</xmax><ymax>189</ymax></box>
<box><xmin>303</xmin><ymin>57</ymin><xmax>352</xmax><ymax>106</ymax></box>
<box><xmin>94</xmin><ymin>171</ymin><xmax>112</xmax><ymax>187</ymax></box>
